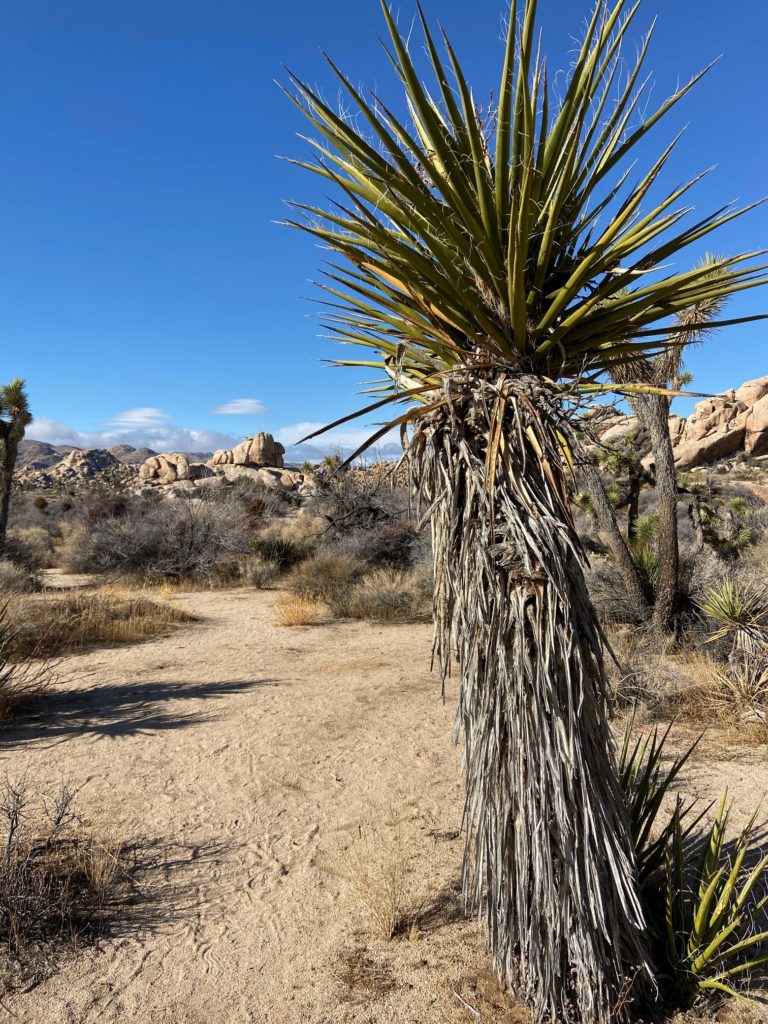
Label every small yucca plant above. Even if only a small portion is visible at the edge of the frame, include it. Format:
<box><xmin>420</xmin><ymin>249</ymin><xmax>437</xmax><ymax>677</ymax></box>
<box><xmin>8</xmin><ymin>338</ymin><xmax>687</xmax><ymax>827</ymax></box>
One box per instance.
<box><xmin>621</xmin><ymin>723</ymin><xmax>768</xmax><ymax>1006</ymax></box>
<box><xmin>697</xmin><ymin>579</ymin><xmax>768</xmax><ymax>655</ymax></box>
<box><xmin>664</xmin><ymin>796</ymin><xmax>768</xmax><ymax>1003</ymax></box>
<box><xmin>619</xmin><ymin>722</ymin><xmax>703</xmax><ymax>888</ymax></box>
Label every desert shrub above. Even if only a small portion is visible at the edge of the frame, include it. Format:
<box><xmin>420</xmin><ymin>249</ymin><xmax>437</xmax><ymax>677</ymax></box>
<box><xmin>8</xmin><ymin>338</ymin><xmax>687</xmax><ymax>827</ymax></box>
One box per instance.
<box><xmin>306</xmin><ymin>463</ymin><xmax>410</xmax><ymax>539</ymax></box>
<box><xmin>0</xmin><ymin>605</ymin><xmax>52</xmax><ymax>720</ymax></box>
<box><xmin>60</xmin><ymin>495</ymin><xmax>252</xmax><ymax>581</ymax></box>
<box><xmin>339</xmin><ymin>566</ymin><xmax>432</xmax><ymax>623</ymax></box>
<box><xmin>285</xmin><ymin>553</ymin><xmax>366</xmax><ymax>614</ymax></box>
<box><xmin>0</xmin><ymin>559</ymin><xmax>36</xmax><ymax>594</ymax></box>
<box><xmin>250</xmin><ymin>536</ymin><xmax>302</xmax><ymax>568</ymax></box>
<box><xmin>0</xmin><ymin>779</ymin><xmax>131</xmax><ymax>988</ymax></box>
<box><xmin>5</xmin><ymin>526</ymin><xmax>54</xmax><ymax>570</ymax></box>
<box><xmin>33</xmin><ymin>496</ymin><xmax>47</xmax><ymax>511</ymax></box>
<box><xmin>232</xmin><ymin>555</ymin><xmax>280</xmax><ymax>589</ymax></box>
<box><xmin>274</xmin><ymin>593</ymin><xmax>326</xmax><ymax>626</ymax></box>
<box><xmin>585</xmin><ymin>556</ymin><xmax>649</xmax><ymax>625</ymax></box>
<box><xmin>324</xmin><ymin>520</ymin><xmax>421</xmax><ymax>568</ymax></box>
<box><xmin>8</xmin><ymin>591</ymin><xmax>194</xmax><ymax>660</ymax></box>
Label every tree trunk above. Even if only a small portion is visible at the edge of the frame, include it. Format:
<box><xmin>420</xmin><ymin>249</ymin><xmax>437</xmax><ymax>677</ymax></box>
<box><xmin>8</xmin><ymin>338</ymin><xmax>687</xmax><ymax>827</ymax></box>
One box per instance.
<box><xmin>410</xmin><ymin>375</ymin><xmax>652</xmax><ymax>1024</ymax></box>
<box><xmin>0</xmin><ymin>427</ymin><xmax>14</xmax><ymax>554</ymax></box>
<box><xmin>645</xmin><ymin>396</ymin><xmax>679</xmax><ymax>633</ymax></box>
<box><xmin>581</xmin><ymin>460</ymin><xmax>650</xmax><ymax>617</ymax></box>
<box><xmin>688</xmin><ymin>496</ymin><xmax>705</xmax><ymax>553</ymax></box>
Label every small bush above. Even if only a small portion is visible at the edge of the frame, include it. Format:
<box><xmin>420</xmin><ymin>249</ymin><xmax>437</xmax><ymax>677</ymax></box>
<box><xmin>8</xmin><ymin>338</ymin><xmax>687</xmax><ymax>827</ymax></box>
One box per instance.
<box><xmin>5</xmin><ymin>526</ymin><xmax>53</xmax><ymax>571</ymax></box>
<box><xmin>61</xmin><ymin>495</ymin><xmax>252</xmax><ymax>582</ymax></box>
<box><xmin>274</xmin><ymin>593</ymin><xmax>326</xmax><ymax>626</ymax></box>
<box><xmin>285</xmin><ymin>553</ymin><xmax>366</xmax><ymax>614</ymax></box>
<box><xmin>0</xmin><ymin>559</ymin><xmax>36</xmax><ymax>594</ymax></box>
<box><xmin>340</xmin><ymin>566</ymin><xmax>432</xmax><ymax>623</ymax></box>
<box><xmin>0</xmin><ymin>605</ymin><xmax>52</xmax><ymax>721</ymax></box>
<box><xmin>250</xmin><ymin>536</ymin><xmax>302</xmax><ymax>568</ymax></box>
<box><xmin>8</xmin><ymin>591</ymin><xmax>194</xmax><ymax>660</ymax></box>
<box><xmin>327</xmin><ymin>521</ymin><xmax>420</xmax><ymax>568</ymax></box>
<box><xmin>0</xmin><ymin>780</ymin><xmax>132</xmax><ymax>988</ymax></box>
<box><xmin>232</xmin><ymin>555</ymin><xmax>279</xmax><ymax>589</ymax></box>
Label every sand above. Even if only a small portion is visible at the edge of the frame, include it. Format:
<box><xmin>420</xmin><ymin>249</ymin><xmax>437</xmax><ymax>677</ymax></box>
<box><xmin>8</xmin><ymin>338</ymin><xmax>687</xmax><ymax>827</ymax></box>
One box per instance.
<box><xmin>4</xmin><ymin>588</ymin><xmax>768</xmax><ymax>1023</ymax></box>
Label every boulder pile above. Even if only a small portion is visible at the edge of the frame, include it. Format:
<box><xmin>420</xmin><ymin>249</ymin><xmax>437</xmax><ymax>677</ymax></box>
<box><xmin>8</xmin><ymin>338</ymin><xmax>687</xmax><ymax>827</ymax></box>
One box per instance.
<box><xmin>138</xmin><ymin>433</ymin><xmax>308</xmax><ymax>496</ymax></box>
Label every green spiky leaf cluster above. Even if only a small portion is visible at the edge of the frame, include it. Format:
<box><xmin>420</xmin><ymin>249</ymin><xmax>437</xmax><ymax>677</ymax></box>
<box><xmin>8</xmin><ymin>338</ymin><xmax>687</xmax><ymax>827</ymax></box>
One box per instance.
<box><xmin>620</xmin><ymin>724</ymin><xmax>768</xmax><ymax>1005</ymax></box>
<box><xmin>619</xmin><ymin>722</ymin><xmax>702</xmax><ymax>887</ymax></box>
<box><xmin>286</xmin><ymin>0</ymin><xmax>767</xmax><ymax>457</ymax></box>
<box><xmin>665</xmin><ymin>796</ymin><xmax>768</xmax><ymax>1002</ymax></box>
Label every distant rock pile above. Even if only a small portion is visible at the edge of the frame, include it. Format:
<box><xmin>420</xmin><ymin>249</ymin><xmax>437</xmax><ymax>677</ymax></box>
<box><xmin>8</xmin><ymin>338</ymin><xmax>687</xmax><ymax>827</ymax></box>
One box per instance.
<box><xmin>137</xmin><ymin>433</ymin><xmax>307</xmax><ymax>496</ymax></box>
<box><xmin>17</xmin><ymin>448</ymin><xmax>128</xmax><ymax>488</ymax></box>
<box><xmin>210</xmin><ymin>433</ymin><xmax>285</xmax><ymax>469</ymax></box>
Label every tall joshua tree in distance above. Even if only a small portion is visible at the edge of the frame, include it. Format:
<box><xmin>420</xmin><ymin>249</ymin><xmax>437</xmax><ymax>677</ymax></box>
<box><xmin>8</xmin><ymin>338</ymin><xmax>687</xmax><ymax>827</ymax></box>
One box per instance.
<box><xmin>0</xmin><ymin>379</ymin><xmax>32</xmax><ymax>553</ymax></box>
<box><xmin>285</xmin><ymin>2</ymin><xmax>766</xmax><ymax>1020</ymax></box>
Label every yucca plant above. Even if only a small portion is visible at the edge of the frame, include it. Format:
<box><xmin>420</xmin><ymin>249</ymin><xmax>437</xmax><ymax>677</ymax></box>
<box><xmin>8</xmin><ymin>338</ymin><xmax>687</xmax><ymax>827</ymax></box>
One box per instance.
<box><xmin>619</xmin><ymin>722</ymin><xmax>704</xmax><ymax>889</ymax></box>
<box><xmin>285</xmin><ymin>2</ymin><xmax>766</xmax><ymax>1020</ymax></box>
<box><xmin>697</xmin><ymin>579</ymin><xmax>768</xmax><ymax>655</ymax></box>
<box><xmin>664</xmin><ymin>796</ymin><xmax>768</xmax><ymax>1003</ymax></box>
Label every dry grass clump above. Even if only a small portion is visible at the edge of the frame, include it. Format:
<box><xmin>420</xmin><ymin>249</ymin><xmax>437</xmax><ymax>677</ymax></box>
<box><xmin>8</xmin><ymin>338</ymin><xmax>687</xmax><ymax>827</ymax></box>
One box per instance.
<box><xmin>339</xmin><ymin>566</ymin><xmax>432</xmax><ymax>623</ymax></box>
<box><xmin>0</xmin><ymin>558</ymin><xmax>36</xmax><ymax>594</ymax></box>
<box><xmin>336</xmin><ymin>819</ymin><xmax>411</xmax><ymax>940</ymax></box>
<box><xmin>274</xmin><ymin>593</ymin><xmax>327</xmax><ymax>627</ymax></box>
<box><xmin>0</xmin><ymin>779</ymin><xmax>132</xmax><ymax>989</ymax></box>
<box><xmin>7</xmin><ymin>591</ymin><xmax>194</xmax><ymax>660</ymax></box>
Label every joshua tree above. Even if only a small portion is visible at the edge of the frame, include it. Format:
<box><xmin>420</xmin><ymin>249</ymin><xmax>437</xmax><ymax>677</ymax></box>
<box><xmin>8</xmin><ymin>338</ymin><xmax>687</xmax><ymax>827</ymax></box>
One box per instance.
<box><xmin>286</xmin><ymin>3</ymin><xmax>765</xmax><ymax>1020</ymax></box>
<box><xmin>0</xmin><ymin>379</ymin><xmax>31</xmax><ymax>552</ymax></box>
<box><xmin>610</xmin><ymin>256</ymin><xmax>732</xmax><ymax>631</ymax></box>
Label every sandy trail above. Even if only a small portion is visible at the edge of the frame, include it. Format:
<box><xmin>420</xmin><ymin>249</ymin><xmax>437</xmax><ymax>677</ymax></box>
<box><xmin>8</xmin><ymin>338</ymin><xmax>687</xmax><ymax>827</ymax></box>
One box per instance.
<box><xmin>3</xmin><ymin>590</ymin><xmax>494</xmax><ymax>1023</ymax></box>
<box><xmin>5</xmin><ymin>589</ymin><xmax>767</xmax><ymax>1023</ymax></box>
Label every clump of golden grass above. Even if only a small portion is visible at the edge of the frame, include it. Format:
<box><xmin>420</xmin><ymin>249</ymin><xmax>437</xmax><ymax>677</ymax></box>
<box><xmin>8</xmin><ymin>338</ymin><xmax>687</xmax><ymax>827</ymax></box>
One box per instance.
<box><xmin>274</xmin><ymin>593</ymin><xmax>327</xmax><ymax>627</ymax></box>
<box><xmin>7</xmin><ymin>590</ymin><xmax>194</xmax><ymax>660</ymax></box>
<box><xmin>336</xmin><ymin>819</ymin><xmax>410</xmax><ymax>940</ymax></box>
<box><xmin>0</xmin><ymin>779</ymin><xmax>132</xmax><ymax>989</ymax></box>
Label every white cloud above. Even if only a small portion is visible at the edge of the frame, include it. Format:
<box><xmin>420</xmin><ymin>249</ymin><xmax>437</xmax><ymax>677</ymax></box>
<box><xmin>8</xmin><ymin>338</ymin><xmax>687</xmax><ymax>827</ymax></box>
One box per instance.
<box><xmin>28</xmin><ymin>416</ymin><xmax>238</xmax><ymax>455</ymax></box>
<box><xmin>106</xmin><ymin>407</ymin><xmax>172</xmax><ymax>428</ymax></box>
<box><xmin>211</xmin><ymin>398</ymin><xmax>268</xmax><ymax>416</ymax></box>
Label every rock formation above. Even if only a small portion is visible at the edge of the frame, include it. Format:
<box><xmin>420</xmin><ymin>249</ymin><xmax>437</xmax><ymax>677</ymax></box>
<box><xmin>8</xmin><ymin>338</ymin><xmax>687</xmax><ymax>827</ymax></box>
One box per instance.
<box><xmin>209</xmin><ymin>433</ymin><xmax>285</xmax><ymax>469</ymax></box>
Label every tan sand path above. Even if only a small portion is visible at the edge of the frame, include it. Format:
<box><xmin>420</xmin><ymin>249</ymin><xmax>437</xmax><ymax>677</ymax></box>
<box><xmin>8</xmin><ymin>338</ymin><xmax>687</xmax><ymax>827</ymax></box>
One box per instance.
<box><xmin>2</xmin><ymin>590</ymin><xmax>498</xmax><ymax>1024</ymax></box>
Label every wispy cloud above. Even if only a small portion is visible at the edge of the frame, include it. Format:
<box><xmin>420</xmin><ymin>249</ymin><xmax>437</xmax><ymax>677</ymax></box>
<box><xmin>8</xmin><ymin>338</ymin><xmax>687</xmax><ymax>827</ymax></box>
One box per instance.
<box><xmin>211</xmin><ymin>398</ymin><xmax>268</xmax><ymax>416</ymax></box>
<box><xmin>106</xmin><ymin>407</ymin><xmax>172</xmax><ymax>428</ymax></box>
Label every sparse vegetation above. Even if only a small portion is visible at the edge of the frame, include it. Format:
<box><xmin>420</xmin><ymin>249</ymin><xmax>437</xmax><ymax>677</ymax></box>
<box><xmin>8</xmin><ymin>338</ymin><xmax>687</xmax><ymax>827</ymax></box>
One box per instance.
<box><xmin>7</xmin><ymin>591</ymin><xmax>194</xmax><ymax>660</ymax></box>
<box><xmin>0</xmin><ymin>779</ymin><xmax>132</xmax><ymax>989</ymax></box>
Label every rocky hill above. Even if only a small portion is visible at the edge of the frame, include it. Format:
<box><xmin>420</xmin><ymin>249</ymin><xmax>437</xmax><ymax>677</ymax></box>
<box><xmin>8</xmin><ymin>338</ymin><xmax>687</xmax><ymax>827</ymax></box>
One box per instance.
<box><xmin>17</xmin><ymin>440</ymin><xmax>78</xmax><ymax>471</ymax></box>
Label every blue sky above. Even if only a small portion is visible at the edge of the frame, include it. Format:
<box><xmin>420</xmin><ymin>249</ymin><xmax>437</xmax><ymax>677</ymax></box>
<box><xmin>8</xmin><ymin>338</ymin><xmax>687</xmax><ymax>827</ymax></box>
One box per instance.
<box><xmin>1</xmin><ymin>0</ymin><xmax>766</xmax><ymax>459</ymax></box>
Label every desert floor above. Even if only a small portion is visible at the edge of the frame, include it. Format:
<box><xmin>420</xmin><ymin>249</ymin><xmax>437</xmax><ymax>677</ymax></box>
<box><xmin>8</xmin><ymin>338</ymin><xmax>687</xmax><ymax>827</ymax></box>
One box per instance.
<box><xmin>5</xmin><ymin>589</ymin><xmax>768</xmax><ymax>1023</ymax></box>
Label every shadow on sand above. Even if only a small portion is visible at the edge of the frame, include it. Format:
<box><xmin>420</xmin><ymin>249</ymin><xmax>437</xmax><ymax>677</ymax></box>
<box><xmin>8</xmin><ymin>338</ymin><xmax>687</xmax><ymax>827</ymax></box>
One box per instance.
<box><xmin>1</xmin><ymin>677</ymin><xmax>275</xmax><ymax>747</ymax></box>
